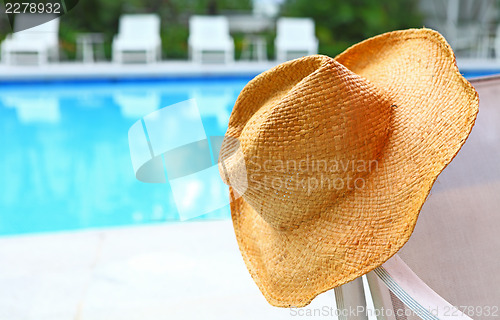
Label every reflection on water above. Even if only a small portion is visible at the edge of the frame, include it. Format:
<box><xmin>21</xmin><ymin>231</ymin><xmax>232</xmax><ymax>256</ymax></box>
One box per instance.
<box><xmin>2</xmin><ymin>95</ymin><xmax>60</xmax><ymax>124</ymax></box>
<box><xmin>0</xmin><ymin>77</ymin><xmax>251</xmax><ymax>235</ymax></box>
<box><xmin>114</xmin><ymin>91</ymin><xmax>160</xmax><ymax>119</ymax></box>
<box><xmin>129</xmin><ymin>99</ymin><xmax>243</xmax><ymax>221</ymax></box>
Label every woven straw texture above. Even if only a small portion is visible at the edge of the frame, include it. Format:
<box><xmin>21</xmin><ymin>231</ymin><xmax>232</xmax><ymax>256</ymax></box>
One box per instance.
<box><xmin>219</xmin><ymin>28</ymin><xmax>479</xmax><ymax>307</ymax></box>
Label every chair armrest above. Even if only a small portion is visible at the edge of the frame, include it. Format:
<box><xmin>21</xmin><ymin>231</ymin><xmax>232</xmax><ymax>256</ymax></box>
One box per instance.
<box><xmin>370</xmin><ymin>254</ymin><xmax>473</xmax><ymax>320</ymax></box>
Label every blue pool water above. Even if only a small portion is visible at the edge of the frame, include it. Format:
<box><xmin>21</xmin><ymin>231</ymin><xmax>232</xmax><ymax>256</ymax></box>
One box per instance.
<box><xmin>461</xmin><ymin>69</ymin><xmax>500</xmax><ymax>79</ymax></box>
<box><xmin>0</xmin><ymin>77</ymin><xmax>253</xmax><ymax>235</ymax></box>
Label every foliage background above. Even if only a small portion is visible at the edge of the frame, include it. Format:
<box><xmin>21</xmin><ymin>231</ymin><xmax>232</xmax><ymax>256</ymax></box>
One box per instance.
<box><xmin>282</xmin><ymin>0</ymin><xmax>422</xmax><ymax>57</ymax></box>
<box><xmin>0</xmin><ymin>0</ymin><xmax>423</xmax><ymax>60</ymax></box>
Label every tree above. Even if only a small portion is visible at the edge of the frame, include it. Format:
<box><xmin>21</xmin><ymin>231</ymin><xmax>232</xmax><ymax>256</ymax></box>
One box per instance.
<box><xmin>281</xmin><ymin>0</ymin><xmax>423</xmax><ymax>57</ymax></box>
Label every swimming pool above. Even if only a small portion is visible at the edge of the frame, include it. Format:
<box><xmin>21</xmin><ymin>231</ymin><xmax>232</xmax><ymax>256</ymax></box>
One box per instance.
<box><xmin>0</xmin><ymin>77</ymin><xmax>252</xmax><ymax>235</ymax></box>
<box><xmin>1</xmin><ymin>69</ymin><xmax>497</xmax><ymax>236</ymax></box>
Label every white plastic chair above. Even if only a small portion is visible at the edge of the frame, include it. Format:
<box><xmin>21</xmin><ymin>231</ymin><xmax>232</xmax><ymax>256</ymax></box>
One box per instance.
<box><xmin>275</xmin><ymin>17</ymin><xmax>318</xmax><ymax>62</ymax></box>
<box><xmin>188</xmin><ymin>16</ymin><xmax>234</xmax><ymax>64</ymax></box>
<box><xmin>335</xmin><ymin>76</ymin><xmax>500</xmax><ymax>320</ymax></box>
<box><xmin>112</xmin><ymin>14</ymin><xmax>161</xmax><ymax>64</ymax></box>
<box><xmin>1</xmin><ymin>14</ymin><xmax>59</xmax><ymax>65</ymax></box>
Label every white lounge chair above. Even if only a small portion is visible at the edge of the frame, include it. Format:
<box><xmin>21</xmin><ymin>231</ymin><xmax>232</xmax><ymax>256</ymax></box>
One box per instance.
<box><xmin>275</xmin><ymin>17</ymin><xmax>318</xmax><ymax>62</ymax></box>
<box><xmin>1</xmin><ymin>14</ymin><xmax>59</xmax><ymax>65</ymax></box>
<box><xmin>188</xmin><ymin>16</ymin><xmax>234</xmax><ymax>64</ymax></box>
<box><xmin>112</xmin><ymin>14</ymin><xmax>161</xmax><ymax>64</ymax></box>
<box><xmin>336</xmin><ymin>76</ymin><xmax>500</xmax><ymax>320</ymax></box>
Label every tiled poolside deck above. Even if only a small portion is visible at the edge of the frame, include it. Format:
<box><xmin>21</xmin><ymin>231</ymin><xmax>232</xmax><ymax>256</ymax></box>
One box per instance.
<box><xmin>0</xmin><ymin>220</ymin><xmax>336</xmax><ymax>320</ymax></box>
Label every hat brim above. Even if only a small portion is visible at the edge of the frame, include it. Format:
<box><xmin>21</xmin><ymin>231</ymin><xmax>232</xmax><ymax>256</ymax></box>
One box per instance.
<box><xmin>229</xmin><ymin>29</ymin><xmax>479</xmax><ymax>307</ymax></box>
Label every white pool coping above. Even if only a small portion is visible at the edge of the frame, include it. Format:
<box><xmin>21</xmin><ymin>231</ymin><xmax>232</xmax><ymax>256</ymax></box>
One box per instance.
<box><xmin>0</xmin><ymin>58</ymin><xmax>499</xmax><ymax>81</ymax></box>
<box><xmin>0</xmin><ymin>60</ymin><xmax>279</xmax><ymax>81</ymax></box>
<box><xmin>456</xmin><ymin>58</ymin><xmax>500</xmax><ymax>71</ymax></box>
<box><xmin>0</xmin><ymin>220</ymin><xmax>337</xmax><ymax>319</ymax></box>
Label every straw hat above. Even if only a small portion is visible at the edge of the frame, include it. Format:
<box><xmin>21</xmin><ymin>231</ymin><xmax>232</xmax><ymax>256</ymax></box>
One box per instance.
<box><xmin>219</xmin><ymin>28</ymin><xmax>478</xmax><ymax>307</ymax></box>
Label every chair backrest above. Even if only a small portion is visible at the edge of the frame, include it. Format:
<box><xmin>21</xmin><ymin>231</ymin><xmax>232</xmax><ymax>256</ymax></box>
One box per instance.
<box><xmin>369</xmin><ymin>76</ymin><xmax>500</xmax><ymax>320</ymax></box>
<box><xmin>118</xmin><ymin>14</ymin><xmax>160</xmax><ymax>39</ymax></box>
<box><xmin>276</xmin><ymin>17</ymin><xmax>316</xmax><ymax>42</ymax></box>
<box><xmin>189</xmin><ymin>16</ymin><xmax>231</xmax><ymax>42</ymax></box>
<box><xmin>12</xmin><ymin>14</ymin><xmax>59</xmax><ymax>43</ymax></box>
<box><xmin>496</xmin><ymin>24</ymin><xmax>500</xmax><ymax>60</ymax></box>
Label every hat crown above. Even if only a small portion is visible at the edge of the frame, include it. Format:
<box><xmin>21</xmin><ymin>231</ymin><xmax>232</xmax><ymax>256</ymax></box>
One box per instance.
<box><xmin>221</xmin><ymin>56</ymin><xmax>392</xmax><ymax>230</ymax></box>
